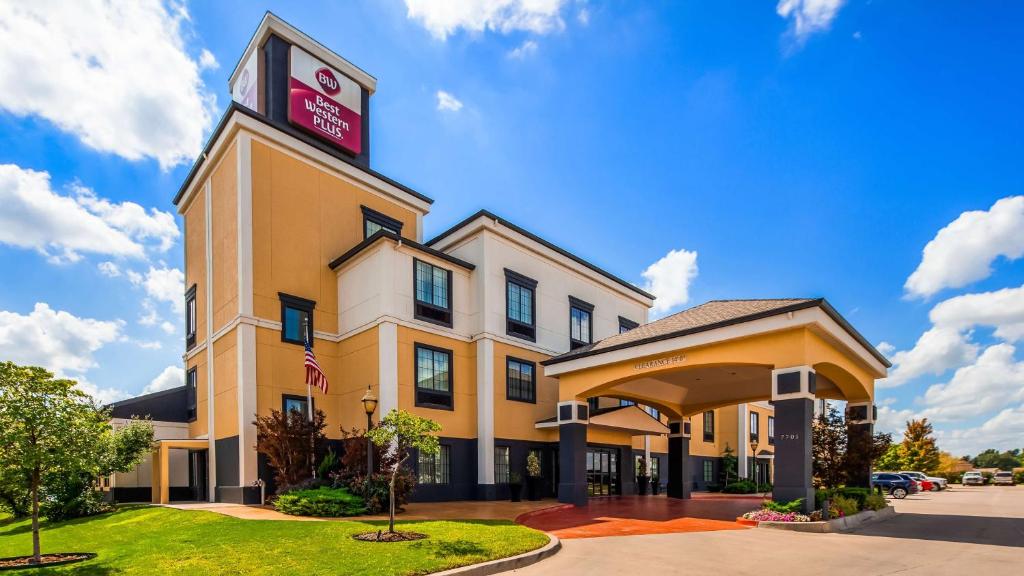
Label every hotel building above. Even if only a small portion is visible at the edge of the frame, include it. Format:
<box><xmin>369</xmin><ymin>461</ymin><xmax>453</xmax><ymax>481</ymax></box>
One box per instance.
<box><xmin>111</xmin><ymin>13</ymin><xmax>887</xmax><ymax>510</ymax></box>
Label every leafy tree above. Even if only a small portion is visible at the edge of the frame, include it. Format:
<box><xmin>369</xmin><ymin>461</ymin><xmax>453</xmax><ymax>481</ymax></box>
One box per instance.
<box><xmin>812</xmin><ymin>405</ymin><xmax>847</xmax><ymax>489</ymax></box>
<box><xmin>900</xmin><ymin>419</ymin><xmax>940</xmax><ymax>472</ymax></box>
<box><xmin>254</xmin><ymin>408</ymin><xmax>327</xmax><ymax>491</ymax></box>
<box><xmin>874</xmin><ymin>444</ymin><xmax>904</xmax><ymax>471</ymax></box>
<box><xmin>720</xmin><ymin>444</ymin><xmax>738</xmax><ymax>486</ymax></box>
<box><xmin>0</xmin><ymin>363</ymin><xmax>109</xmax><ymax>564</ymax></box>
<box><xmin>971</xmin><ymin>448</ymin><xmax>1022</xmax><ymax>470</ymax></box>
<box><xmin>367</xmin><ymin>409</ymin><xmax>441</xmax><ymax>534</ymax></box>
<box><xmin>844</xmin><ymin>422</ymin><xmax>891</xmax><ymax>487</ymax></box>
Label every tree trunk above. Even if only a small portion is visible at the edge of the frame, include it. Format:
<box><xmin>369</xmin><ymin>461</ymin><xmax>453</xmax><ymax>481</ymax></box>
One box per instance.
<box><xmin>389</xmin><ymin>469</ymin><xmax>396</xmax><ymax>533</ymax></box>
<box><xmin>31</xmin><ymin>468</ymin><xmax>40</xmax><ymax>564</ymax></box>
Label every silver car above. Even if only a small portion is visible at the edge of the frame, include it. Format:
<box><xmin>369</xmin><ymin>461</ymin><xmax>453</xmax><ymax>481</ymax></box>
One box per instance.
<box><xmin>992</xmin><ymin>471</ymin><xmax>1015</xmax><ymax>486</ymax></box>
<box><xmin>900</xmin><ymin>470</ymin><xmax>947</xmax><ymax>491</ymax></box>
<box><xmin>962</xmin><ymin>471</ymin><xmax>984</xmax><ymax>485</ymax></box>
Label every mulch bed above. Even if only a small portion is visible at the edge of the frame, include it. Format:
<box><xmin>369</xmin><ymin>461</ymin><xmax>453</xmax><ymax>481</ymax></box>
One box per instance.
<box><xmin>353</xmin><ymin>530</ymin><xmax>427</xmax><ymax>543</ymax></box>
<box><xmin>0</xmin><ymin>553</ymin><xmax>96</xmax><ymax>571</ymax></box>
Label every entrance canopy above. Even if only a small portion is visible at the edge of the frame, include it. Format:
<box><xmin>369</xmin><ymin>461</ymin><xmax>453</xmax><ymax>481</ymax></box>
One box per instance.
<box><xmin>543</xmin><ymin>299</ymin><xmax>889</xmax><ymax>419</ymax></box>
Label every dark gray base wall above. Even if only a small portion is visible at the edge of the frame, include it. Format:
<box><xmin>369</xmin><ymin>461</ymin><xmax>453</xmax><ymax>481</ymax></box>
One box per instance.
<box><xmin>108</xmin><ymin>486</ymin><xmax>193</xmax><ymax>503</ymax></box>
<box><xmin>410</xmin><ymin>437</ymin><xmax>478</xmax><ymax>502</ymax></box>
<box><xmin>492</xmin><ymin>438</ymin><xmax>559</xmax><ymax>501</ymax></box>
<box><xmin>215</xmin><ymin>436</ymin><xmax>240</xmax><ymax>488</ymax></box>
<box><xmin>690</xmin><ymin>455</ymin><xmax>722</xmax><ymax>491</ymax></box>
<box><xmin>216</xmin><ymin>486</ymin><xmax>263</xmax><ymax>504</ymax></box>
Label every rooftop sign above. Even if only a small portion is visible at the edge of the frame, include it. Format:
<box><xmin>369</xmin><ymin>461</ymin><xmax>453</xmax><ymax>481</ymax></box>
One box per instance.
<box><xmin>288</xmin><ymin>46</ymin><xmax>362</xmax><ymax>155</ymax></box>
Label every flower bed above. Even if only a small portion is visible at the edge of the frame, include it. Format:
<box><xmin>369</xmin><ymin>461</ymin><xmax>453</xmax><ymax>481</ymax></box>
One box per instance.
<box><xmin>741</xmin><ymin>509</ymin><xmax>811</xmax><ymax>523</ymax></box>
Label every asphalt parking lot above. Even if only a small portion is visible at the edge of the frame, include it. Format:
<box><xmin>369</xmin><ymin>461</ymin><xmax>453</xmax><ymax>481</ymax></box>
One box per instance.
<box><xmin>511</xmin><ymin>486</ymin><xmax>1024</xmax><ymax>575</ymax></box>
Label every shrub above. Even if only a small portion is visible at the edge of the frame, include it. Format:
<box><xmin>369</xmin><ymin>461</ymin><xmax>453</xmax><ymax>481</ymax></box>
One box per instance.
<box><xmin>722</xmin><ymin>480</ymin><xmax>757</xmax><ymax>494</ymax></box>
<box><xmin>274</xmin><ymin>486</ymin><xmax>366</xmax><ymax>517</ymax></box>
<box><xmin>1014</xmin><ymin>470</ymin><xmax>1024</xmax><ymax>484</ymax></box>
<box><xmin>834</xmin><ymin>487</ymin><xmax>870</xmax><ymax>510</ymax></box>
<box><xmin>317</xmin><ymin>448</ymin><xmax>339</xmax><ymax>480</ymax></box>
<box><xmin>40</xmin><ymin>472</ymin><xmax>111</xmax><ymax>521</ymax></box>
<box><xmin>346</xmin><ymin>470</ymin><xmax>415</xmax><ymax>514</ymax></box>
<box><xmin>762</xmin><ymin>498</ymin><xmax>804</xmax><ymax>513</ymax></box>
<box><xmin>527</xmin><ymin>452</ymin><xmax>542</xmax><ymax>478</ymax></box>
<box><xmin>933</xmin><ymin>471</ymin><xmax>963</xmax><ymax>484</ymax></box>
<box><xmin>705</xmin><ymin>483</ymin><xmax>722</xmax><ymax>493</ymax></box>
<box><xmin>832</xmin><ymin>494</ymin><xmax>859</xmax><ymax>517</ymax></box>
<box><xmin>815</xmin><ymin>488</ymin><xmax>830</xmax><ymax>510</ymax></box>
<box><xmin>255</xmin><ymin>408</ymin><xmax>327</xmax><ymax>491</ymax></box>
<box><xmin>864</xmin><ymin>493</ymin><xmax>887</xmax><ymax>511</ymax></box>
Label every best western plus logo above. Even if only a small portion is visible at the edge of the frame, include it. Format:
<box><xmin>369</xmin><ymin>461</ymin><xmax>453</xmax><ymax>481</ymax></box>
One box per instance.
<box><xmin>315</xmin><ymin>67</ymin><xmax>341</xmax><ymax>96</ymax></box>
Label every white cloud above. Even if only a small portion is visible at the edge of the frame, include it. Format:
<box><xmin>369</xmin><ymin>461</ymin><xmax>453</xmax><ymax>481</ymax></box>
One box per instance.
<box><xmin>641</xmin><ymin>248</ymin><xmax>699</xmax><ymax>316</ymax></box>
<box><xmin>436</xmin><ymin>90</ymin><xmax>464</xmax><ymax>112</ymax></box>
<box><xmin>937</xmin><ymin>404</ymin><xmax>1024</xmax><ymax>456</ymax></box>
<box><xmin>905</xmin><ymin>196</ymin><xmax>1024</xmax><ymax>299</ymax></box>
<box><xmin>918</xmin><ymin>344</ymin><xmax>1024</xmax><ymax>423</ymax></box>
<box><xmin>878</xmin><ymin>326</ymin><xmax>979</xmax><ymax>388</ymax></box>
<box><xmin>0</xmin><ymin>165</ymin><xmax>143</xmax><ymax>262</ymax></box>
<box><xmin>405</xmin><ymin>0</ymin><xmax>568</xmax><ymax>40</ymax></box>
<box><xmin>508</xmin><ymin>39</ymin><xmax>539</xmax><ymax>59</ymax></box>
<box><xmin>0</xmin><ymin>0</ymin><xmax>216</xmax><ymax>169</ymax></box>
<box><xmin>130</xmin><ymin>265</ymin><xmax>185</xmax><ymax>314</ymax></box>
<box><xmin>576</xmin><ymin>6</ymin><xmax>590</xmax><ymax>26</ymax></box>
<box><xmin>160</xmin><ymin>321</ymin><xmax>177</xmax><ymax>335</ymax></box>
<box><xmin>98</xmin><ymin>261</ymin><xmax>122</xmax><ymax>277</ymax></box>
<box><xmin>776</xmin><ymin>0</ymin><xmax>845</xmax><ymax>42</ymax></box>
<box><xmin>929</xmin><ymin>284</ymin><xmax>1024</xmax><ymax>342</ymax></box>
<box><xmin>0</xmin><ymin>303</ymin><xmax>127</xmax><ymax>403</ymax></box>
<box><xmin>0</xmin><ymin>165</ymin><xmax>180</xmax><ymax>263</ymax></box>
<box><xmin>198</xmin><ymin>49</ymin><xmax>219</xmax><ymax>70</ymax></box>
<box><xmin>875</xmin><ymin>341</ymin><xmax>896</xmax><ymax>357</ymax></box>
<box><xmin>143</xmin><ymin>365</ymin><xmax>185</xmax><ymax>394</ymax></box>
<box><xmin>875</xmin><ymin>403</ymin><xmax>915</xmax><ymax>438</ymax></box>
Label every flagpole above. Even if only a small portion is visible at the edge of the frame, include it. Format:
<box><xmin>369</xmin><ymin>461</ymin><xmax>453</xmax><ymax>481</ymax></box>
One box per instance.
<box><xmin>304</xmin><ymin>316</ymin><xmax>315</xmax><ymax>479</ymax></box>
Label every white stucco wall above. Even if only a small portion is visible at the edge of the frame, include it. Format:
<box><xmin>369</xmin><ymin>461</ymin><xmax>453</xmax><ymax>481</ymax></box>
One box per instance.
<box><xmin>110</xmin><ymin>419</ymin><xmax>190</xmax><ymax>488</ymax></box>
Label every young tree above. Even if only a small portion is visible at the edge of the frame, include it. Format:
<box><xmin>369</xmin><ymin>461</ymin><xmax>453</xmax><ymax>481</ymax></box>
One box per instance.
<box><xmin>874</xmin><ymin>443</ymin><xmax>904</xmax><ymax>471</ymax></box>
<box><xmin>971</xmin><ymin>448</ymin><xmax>1022</xmax><ymax>470</ymax></box>
<box><xmin>844</xmin><ymin>424</ymin><xmax>891</xmax><ymax>487</ymax></box>
<box><xmin>367</xmin><ymin>409</ymin><xmax>441</xmax><ymax>534</ymax></box>
<box><xmin>0</xmin><ymin>363</ymin><xmax>109</xmax><ymax>564</ymax></box>
<box><xmin>720</xmin><ymin>444</ymin><xmax>738</xmax><ymax>487</ymax></box>
<box><xmin>812</xmin><ymin>404</ymin><xmax>847</xmax><ymax>489</ymax></box>
<box><xmin>254</xmin><ymin>408</ymin><xmax>327</xmax><ymax>490</ymax></box>
<box><xmin>900</xmin><ymin>419</ymin><xmax>940</xmax><ymax>472</ymax></box>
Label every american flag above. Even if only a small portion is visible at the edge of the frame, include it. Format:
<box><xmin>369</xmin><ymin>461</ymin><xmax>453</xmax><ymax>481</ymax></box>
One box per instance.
<box><xmin>304</xmin><ymin>340</ymin><xmax>328</xmax><ymax>394</ymax></box>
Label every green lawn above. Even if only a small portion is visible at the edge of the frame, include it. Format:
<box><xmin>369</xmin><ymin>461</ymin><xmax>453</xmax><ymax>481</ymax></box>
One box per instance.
<box><xmin>0</xmin><ymin>506</ymin><xmax>550</xmax><ymax>575</ymax></box>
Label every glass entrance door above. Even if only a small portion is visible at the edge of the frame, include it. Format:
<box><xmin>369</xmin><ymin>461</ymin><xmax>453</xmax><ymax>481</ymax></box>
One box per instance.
<box><xmin>586</xmin><ymin>448</ymin><xmax>619</xmax><ymax>496</ymax></box>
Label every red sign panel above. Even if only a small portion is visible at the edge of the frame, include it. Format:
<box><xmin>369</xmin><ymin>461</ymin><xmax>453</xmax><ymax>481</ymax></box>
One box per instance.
<box><xmin>288</xmin><ymin>48</ymin><xmax>362</xmax><ymax>155</ymax></box>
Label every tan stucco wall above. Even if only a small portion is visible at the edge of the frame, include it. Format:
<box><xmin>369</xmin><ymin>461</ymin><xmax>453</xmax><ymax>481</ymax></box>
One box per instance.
<box><xmin>183</xmin><ymin>189</ymin><xmax>206</xmax><ymax>347</ymax></box>
<box><xmin>211</xmin><ymin>141</ymin><xmax>238</xmax><ymax>332</ymax></box>
<box><xmin>187</xmin><ymin>349</ymin><xmax>208</xmax><ymax>439</ymax></box>
<box><xmin>397</xmin><ymin>326</ymin><xmax>476</xmax><ymax>439</ymax></box>
<box><xmin>492</xmin><ymin>341</ymin><xmax>558</xmax><ymax>442</ymax></box>
<box><xmin>250</xmin><ymin>139</ymin><xmax>420</xmax><ymax>336</ymax></box>
<box><xmin>212</xmin><ymin>329</ymin><xmax>239</xmax><ymax>440</ymax></box>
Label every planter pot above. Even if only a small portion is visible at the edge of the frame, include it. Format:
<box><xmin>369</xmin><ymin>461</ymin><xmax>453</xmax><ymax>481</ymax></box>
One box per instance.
<box><xmin>509</xmin><ymin>483</ymin><xmax>522</xmax><ymax>502</ymax></box>
<box><xmin>637</xmin><ymin>476</ymin><xmax>650</xmax><ymax>495</ymax></box>
<box><xmin>651</xmin><ymin>480</ymin><xmax>660</xmax><ymax>495</ymax></box>
<box><xmin>526</xmin><ymin>477</ymin><xmax>542</xmax><ymax>501</ymax></box>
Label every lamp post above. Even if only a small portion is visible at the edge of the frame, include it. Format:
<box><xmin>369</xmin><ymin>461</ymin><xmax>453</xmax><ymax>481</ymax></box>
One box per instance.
<box><xmin>361</xmin><ymin>386</ymin><xmax>378</xmax><ymax>474</ymax></box>
<box><xmin>750</xmin><ymin>438</ymin><xmax>760</xmax><ymax>485</ymax></box>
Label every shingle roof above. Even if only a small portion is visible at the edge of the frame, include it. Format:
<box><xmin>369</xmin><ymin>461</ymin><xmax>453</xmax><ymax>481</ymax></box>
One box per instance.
<box><xmin>543</xmin><ymin>298</ymin><xmax>891</xmax><ymax>367</ymax></box>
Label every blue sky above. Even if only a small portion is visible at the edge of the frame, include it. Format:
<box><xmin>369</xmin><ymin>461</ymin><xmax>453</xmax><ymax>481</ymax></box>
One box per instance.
<box><xmin>1</xmin><ymin>1</ymin><xmax>1022</xmax><ymax>456</ymax></box>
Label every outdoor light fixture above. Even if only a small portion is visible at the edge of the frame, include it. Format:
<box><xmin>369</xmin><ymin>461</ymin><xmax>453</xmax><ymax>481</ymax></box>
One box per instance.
<box><xmin>750</xmin><ymin>438</ymin><xmax>760</xmax><ymax>484</ymax></box>
<box><xmin>361</xmin><ymin>386</ymin><xmax>377</xmax><ymax>474</ymax></box>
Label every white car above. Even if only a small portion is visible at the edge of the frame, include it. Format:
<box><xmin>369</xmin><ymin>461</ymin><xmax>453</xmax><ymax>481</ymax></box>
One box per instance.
<box><xmin>962</xmin><ymin>471</ymin><xmax>984</xmax><ymax>486</ymax></box>
<box><xmin>899</xmin><ymin>470</ymin><xmax>947</xmax><ymax>491</ymax></box>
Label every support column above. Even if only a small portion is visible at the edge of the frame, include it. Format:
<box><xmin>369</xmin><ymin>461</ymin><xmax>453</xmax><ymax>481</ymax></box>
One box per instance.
<box><xmin>667</xmin><ymin>419</ymin><xmax>691</xmax><ymax>499</ymax></box>
<box><xmin>845</xmin><ymin>402</ymin><xmax>876</xmax><ymax>488</ymax></box>
<box><xmin>476</xmin><ymin>338</ymin><xmax>496</xmax><ymax>500</ymax></box>
<box><xmin>557</xmin><ymin>400</ymin><xmax>589</xmax><ymax>506</ymax></box>
<box><xmin>772</xmin><ymin>366</ymin><xmax>816</xmax><ymax>513</ymax></box>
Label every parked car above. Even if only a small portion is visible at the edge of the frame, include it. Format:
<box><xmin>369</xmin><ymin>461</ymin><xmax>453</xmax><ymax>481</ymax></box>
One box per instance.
<box><xmin>899</xmin><ymin>470</ymin><xmax>947</xmax><ymax>491</ymax></box>
<box><xmin>992</xmin><ymin>471</ymin><xmax>1015</xmax><ymax>486</ymax></box>
<box><xmin>962</xmin><ymin>471</ymin><xmax>985</xmax><ymax>485</ymax></box>
<box><xmin>872</xmin><ymin>472</ymin><xmax>916</xmax><ymax>498</ymax></box>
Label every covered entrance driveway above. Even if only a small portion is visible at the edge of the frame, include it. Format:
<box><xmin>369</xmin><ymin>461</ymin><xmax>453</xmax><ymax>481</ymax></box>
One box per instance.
<box><xmin>542</xmin><ymin>299</ymin><xmax>890</xmax><ymax>512</ymax></box>
<box><xmin>519</xmin><ymin>494</ymin><xmax>758</xmax><ymax>538</ymax></box>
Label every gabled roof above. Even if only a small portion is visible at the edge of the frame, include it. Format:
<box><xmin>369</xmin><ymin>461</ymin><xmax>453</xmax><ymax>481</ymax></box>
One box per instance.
<box><xmin>543</xmin><ymin>298</ymin><xmax>891</xmax><ymax>367</ymax></box>
<box><xmin>106</xmin><ymin>385</ymin><xmax>190</xmax><ymax>422</ymax></box>
<box><xmin>426</xmin><ymin>209</ymin><xmax>654</xmax><ymax>301</ymax></box>
<box><xmin>328</xmin><ymin>229</ymin><xmax>475</xmax><ymax>271</ymax></box>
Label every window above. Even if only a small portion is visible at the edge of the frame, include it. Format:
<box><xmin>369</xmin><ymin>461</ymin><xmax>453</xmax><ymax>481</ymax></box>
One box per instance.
<box><xmin>768</xmin><ymin>416</ymin><xmax>775</xmax><ymax>445</ymax></box>
<box><xmin>588</xmin><ymin>397</ymin><xmax>600</xmax><ymax>413</ymax></box>
<box><xmin>568</xmin><ymin>296</ymin><xmax>594</xmax><ymax>350</ymax></box>
<box><xmin>495</xmin><ymin>446</ymin><xmax>510</xmax><ymax>484</ymax></box>
<box><xmin>650</xmin><ymin>456</ymin><xmax>659</xmax><ymax>479</ymax></box>
<box><xmin>419</xmin><ymin>445</ymin><xmax>450</xmax><ymax>484</ymax></box>
<box><xmin>414</xmin><ymin>259</ymin><xmax>452</xmax><ymax>327</ymax></box>
<box><xmin>185</xmin><ymin>367</ymin><xmax>197</xmax><ymax>422</ymax></box>
<box><xmin>618</xmin><ymin>316</ymin><xmax>638</xmax><ymax>334</ymax></box>
<box><xmin>703</xmin><ymin>460</ymin><xmax>714</xmax><ymax>482</ymax></box>
<box><xmin>506</xmin><ymin>357</ymin><xmax>536</xmax><ymax>403</ymax></box>
<box><xmin>644</xmin><ymin>405</ymin><xmax>660</xmax><ymax>420</ymax></box>
<box><xmin>361</xmin><ymin>205</ymin><xmax>403</xmax><ymax>239</ymax></box>
<box><xmin>505</xmin><ymin>269</ymin><xmax>537</xmax><ymax>341</ymax></box>
<box><xmin>703</xmin><ymin>410</ymin><xmax>715</xmax><ymax>442</ymax></box>
<box><xmin>620</xmin><ymin>399</ymin><xmax>635</xmax><ymax>407</ymax></box>
<box><xmin>282</xmin><ymin>394</ymin><xmax>310</xmax><ymax>416</ymax></box>
<box><xmin>279</xmin><ymin>293</ymin><xmax>315</xmax><ymax>346</ymax></box>
<box><xmin>415</xmin><ymin>344</ymin><xmax>453</xmax><ymax>409</ymax></box>
<box><xmin>185</xmin><ymin>284</ymin><xmax>197</xmax><ymax>349</ymax></box>
<box><xmin>750</xmin><ymin>411</ymin><xmax>760</xmax><ymax>442</ymax></box>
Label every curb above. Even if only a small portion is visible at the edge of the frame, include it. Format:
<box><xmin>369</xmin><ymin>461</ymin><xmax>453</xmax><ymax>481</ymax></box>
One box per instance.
<box><xmin>429</xmin><ymin>533</ymin><xmax>561</xmax><ymax>576</ymax></box>
<box><xmin>754</xmin><ymin>506</ymin><xmax>897</xmax><ymax>533</ymax></box>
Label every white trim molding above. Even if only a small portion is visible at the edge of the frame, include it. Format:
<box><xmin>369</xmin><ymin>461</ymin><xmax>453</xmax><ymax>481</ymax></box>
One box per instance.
<box><xmin>476</xmin><ymin>338</ymin><xmax>495</xmax><ymax>485</ymax></box>
<box><xmin>203</xmin><ymin>181</ymin><xmax>217</xmax><ymax>500</ymax></box>
<box><xmin>846</xmin><ymin>401</ymin><xmax>876</xmax><ymax>425</ymax></box>
<box><xmin>556</xmin><ymin>400</ymin><xmax>590</xmax><ymax>425</ymax></box>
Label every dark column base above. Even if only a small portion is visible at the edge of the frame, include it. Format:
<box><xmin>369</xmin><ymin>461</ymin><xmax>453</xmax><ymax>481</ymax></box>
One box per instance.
<box><xmin>476</xmin><ymin>483</ymin><xmax>498</xmax><ymax>500</ymax></box>
<box><xmin>558</xmin><ymin>423</ymin><xmax>588</xmax><ymax>506</ymax></box>
<box><xmin>216</xmin><ymin>486</ymin><xmax>262</xmax><ymax>504</ymax></box>
<box><xmin>773</xmin><ymin>397</ymin><xmax>814</xmax><ymax>513</ymax></box>
<box><xmin>667</xmin><ymin>434</ymin><xmax>691</xmax><ymax>499</ymax></box>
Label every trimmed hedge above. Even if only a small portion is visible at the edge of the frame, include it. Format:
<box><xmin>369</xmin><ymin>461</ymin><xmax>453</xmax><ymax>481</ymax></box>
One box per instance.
<box><xmin>722</xmin><ymin>480</ymin><xmax>757</xmax><ymax>494</ymax></box>
<box><xmin>274</xmin><ymin>487</ymin><xmax>367</xmax><ymax>517</ymax></box>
